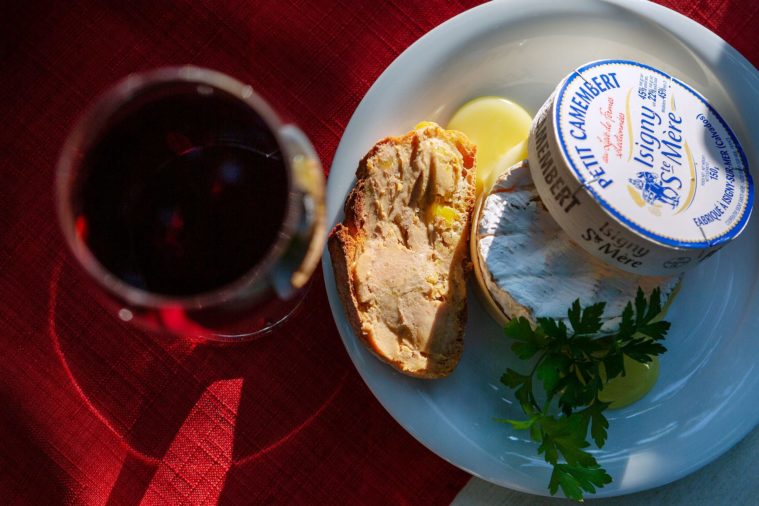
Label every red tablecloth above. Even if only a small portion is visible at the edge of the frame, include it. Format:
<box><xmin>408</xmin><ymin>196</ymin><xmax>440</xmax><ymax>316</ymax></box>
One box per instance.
<box><xmin>1</xmin><ymin>1</ymin><xmax>757</xmax><ymax>505</ymax></box>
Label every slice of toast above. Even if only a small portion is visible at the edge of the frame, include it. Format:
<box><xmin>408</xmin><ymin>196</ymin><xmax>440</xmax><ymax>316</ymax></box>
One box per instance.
<box><xmin>329</xmin><ymin>123</ymin><xmax>476</xmax><ymax>378</ymax></box>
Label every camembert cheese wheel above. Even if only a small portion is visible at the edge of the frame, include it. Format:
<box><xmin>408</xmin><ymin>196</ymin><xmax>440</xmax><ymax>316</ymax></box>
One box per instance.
<box><xmin>474</xmin><ymin>162</ymin><xmax>680</xmax><ymax>330</ymax></box>
<box><xmin>528</xmin><ymin>60</ymin><xmax>753</xmax><ymax>276</ymax></box>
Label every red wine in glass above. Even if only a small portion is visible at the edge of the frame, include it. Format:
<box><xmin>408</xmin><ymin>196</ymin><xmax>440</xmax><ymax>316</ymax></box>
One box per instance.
<box><xmin>56</xmin><ymin>67</ymin><xmax>325</xmax><ymax>341</ymax></box>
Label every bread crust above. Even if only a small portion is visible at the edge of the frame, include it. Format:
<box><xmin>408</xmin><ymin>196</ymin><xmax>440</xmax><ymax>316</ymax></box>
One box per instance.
<box><xmin>328</xmin><ymin>124</ymin><xmax>476</xmax><ymax>378</ymax></box>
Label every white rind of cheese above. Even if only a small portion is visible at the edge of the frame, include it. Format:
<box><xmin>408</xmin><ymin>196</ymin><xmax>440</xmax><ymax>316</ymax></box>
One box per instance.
<box><xmin>477</xmin><ymin>162</ymin><xmax>679</xmax><ymax>332</ymax></box>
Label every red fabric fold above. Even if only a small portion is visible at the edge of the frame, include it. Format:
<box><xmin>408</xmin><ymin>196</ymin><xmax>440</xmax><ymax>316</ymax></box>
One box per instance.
<box><xmin>0</xmin><ymin>1</ymin><xmax>756</xmax><ymax>505</ymax></box>
<box><xmin>0</xmin><ymin>1</ymin><xmax>481</xmax><ymax>504</ymax></box>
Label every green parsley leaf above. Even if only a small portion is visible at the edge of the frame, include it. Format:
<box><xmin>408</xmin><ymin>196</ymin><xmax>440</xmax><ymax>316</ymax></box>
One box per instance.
<box><xmin>580</xmin><ymin>401</ymin><xmax>610</xmax><ymax>448</ymax></box>
<box><xmin>567</xmin><ymin>299</ymin><xmax>582</xmax><ymax>331</ymax></box>
<box><xmin>538</xmin><ymin>317</ymin><xmax>568</xmax><ymax>340</ymax></box>
<box><xmin>549</xmin><ymin>463</ymin><xmax>613</xmax><ymax>501</ymax></box>
<box><xmin>602</xmin><ymin>352</ymin><xmax>625</xmax><ymax>382</ymax></box>
<box><xmin>536</xmin><ymin>354</ymin><xmax>568</xmax><ymax>396</ymax></box>
<box><xmin>505</xmin><ymin>316</ymin><xmax>544</xmax><ymax>359</ymax></box>
<box><xmin>645</xmin><ymin>287</ymin><xmax>663</xmax><ymax>321</ymax></box>
<box><xmin>497</xmin><ymin>288</ymin><xmax>671</xmax><ymax>500</ymax></box>
<box><xmin>497</xmin><ymin>416</ymin><xmax>537</xmax><ymax>431</ymax></box>
<box><xmin>638</xmin><ymin>320</ymin><xmax>671</xmax><ymax>341</ymax></box>
<box><xmin>622</xmin><ymin>339</ymin><xmax>667</xmax><ymax>363</ymax></box>
<box><xmin>635</xmin><ymin>287</ymin><xmax>648</xmax><ymax>326</ymax></box>
<box><xmin>501</xmin><ymin>368</ymin><xmax>534</xmax><ymax>410</ymax></box>
<box><xmin>504</xmin><ymin>316</ymin><xmax>535</xmax><ymax>342</ymax></box>
<box><xmin>575</xmin><ymin>301</ymin><xmax>606</xmax><ymax>335</ymax></box>
<box><xmin>500</xmin><ymin>368</ymin><xmax>528</xmax><ymax>389</ymax></box>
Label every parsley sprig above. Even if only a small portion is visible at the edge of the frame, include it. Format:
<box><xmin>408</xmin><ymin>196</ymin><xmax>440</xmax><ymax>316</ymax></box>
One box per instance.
<box><xmin>499</xmin><ymin>288</ymin><xmax>671</xmax><ymax>501</ymax></box>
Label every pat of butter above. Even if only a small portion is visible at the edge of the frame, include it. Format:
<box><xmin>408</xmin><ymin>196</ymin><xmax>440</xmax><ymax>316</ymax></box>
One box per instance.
<box><xmin>447</xmin><ymin>96</ymin><xmax>531</xmax><ymax>193</ymax></box>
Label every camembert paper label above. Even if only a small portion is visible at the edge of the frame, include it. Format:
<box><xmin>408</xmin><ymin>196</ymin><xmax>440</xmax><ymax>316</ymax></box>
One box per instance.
<box><xmin>529</xmin><ymin>59</ymin><xmax>753</xmax><ymax>275</ymax></box>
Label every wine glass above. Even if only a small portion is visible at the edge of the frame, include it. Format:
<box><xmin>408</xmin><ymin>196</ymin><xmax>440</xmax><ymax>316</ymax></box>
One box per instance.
<box><xmin>55</xmin><ymin>66</ymin><xmax>325</xmax><ymax>342</ymax></box>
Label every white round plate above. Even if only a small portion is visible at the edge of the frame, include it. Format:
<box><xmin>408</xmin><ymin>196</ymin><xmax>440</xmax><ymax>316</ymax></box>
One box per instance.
<box><xmin>321</xmin><ymin>0</ymin><xmax>759</xmax><ymax>498</ymax></box>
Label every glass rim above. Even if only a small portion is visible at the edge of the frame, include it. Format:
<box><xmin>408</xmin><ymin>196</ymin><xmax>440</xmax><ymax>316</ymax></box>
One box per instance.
<box><xmin>55</xmin><ymin>65</ymin><xmax>304</xmax><ymax>310</ymax></box>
